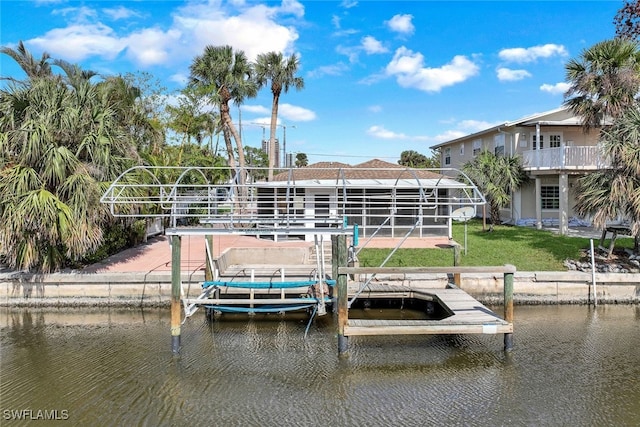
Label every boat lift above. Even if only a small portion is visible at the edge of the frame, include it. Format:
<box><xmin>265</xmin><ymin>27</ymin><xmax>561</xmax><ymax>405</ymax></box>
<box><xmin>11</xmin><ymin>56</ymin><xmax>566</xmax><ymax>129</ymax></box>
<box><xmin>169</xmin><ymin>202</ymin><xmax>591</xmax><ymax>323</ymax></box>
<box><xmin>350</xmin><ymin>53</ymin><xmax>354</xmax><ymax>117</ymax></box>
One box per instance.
<box><xmin>101</xmin><ymin>165</ymin><xmax>487</xmax><ymax>353</ymax></box>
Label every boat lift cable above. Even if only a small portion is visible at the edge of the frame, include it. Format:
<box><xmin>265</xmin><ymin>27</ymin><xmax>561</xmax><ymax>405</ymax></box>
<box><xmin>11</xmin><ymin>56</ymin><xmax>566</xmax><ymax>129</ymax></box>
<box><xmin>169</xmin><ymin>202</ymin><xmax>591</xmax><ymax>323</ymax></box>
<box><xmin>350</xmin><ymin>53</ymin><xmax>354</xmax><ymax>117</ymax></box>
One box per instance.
<box><xmin>354</xmin><ymin>215</ymin><xmax>392</xmax><ymax>257</ymax></box>
<box><xmin>348</xmin><ymin>218</ymin><xmax>422</xmax><ymax>309</ymax></box>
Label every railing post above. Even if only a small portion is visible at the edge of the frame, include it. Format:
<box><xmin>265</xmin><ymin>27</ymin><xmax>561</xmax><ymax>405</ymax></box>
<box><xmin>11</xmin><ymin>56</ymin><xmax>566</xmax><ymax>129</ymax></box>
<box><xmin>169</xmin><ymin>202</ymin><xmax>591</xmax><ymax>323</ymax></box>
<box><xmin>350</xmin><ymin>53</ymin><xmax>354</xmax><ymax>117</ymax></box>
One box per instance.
<box><xmin>171</xmin><ymin>235</ymin><xmax>182</xmax><ymax>354</ymax></box>
<box><xmin>335</xmin><ymin>234</ymin><xmax>349</xmax><ymax>355</ymax></box>
<box><xmin>503</xmin><ymin>265</ymin><xmax>514</xmax><ymax>352</ymax></box>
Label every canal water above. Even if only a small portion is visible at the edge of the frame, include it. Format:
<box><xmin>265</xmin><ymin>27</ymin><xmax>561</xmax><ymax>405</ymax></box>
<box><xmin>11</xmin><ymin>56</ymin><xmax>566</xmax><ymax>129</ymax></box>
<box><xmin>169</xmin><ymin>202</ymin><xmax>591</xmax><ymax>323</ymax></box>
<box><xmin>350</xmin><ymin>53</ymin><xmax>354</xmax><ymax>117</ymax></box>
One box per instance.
<box><xmin>1</xmin><ymin>305</ymin><xmax>639</xmax><ymax>426</ymax></box>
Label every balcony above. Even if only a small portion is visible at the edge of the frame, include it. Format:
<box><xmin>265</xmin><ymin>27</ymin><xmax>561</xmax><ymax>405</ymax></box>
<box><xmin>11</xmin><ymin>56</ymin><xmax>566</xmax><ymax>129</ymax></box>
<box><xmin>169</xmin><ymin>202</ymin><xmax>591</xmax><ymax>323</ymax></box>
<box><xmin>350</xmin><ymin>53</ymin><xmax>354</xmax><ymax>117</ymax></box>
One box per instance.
<box><xmin>521</xmin><ymin>146</ymin><xmax>609</xmax><ymax>171</ymax></box>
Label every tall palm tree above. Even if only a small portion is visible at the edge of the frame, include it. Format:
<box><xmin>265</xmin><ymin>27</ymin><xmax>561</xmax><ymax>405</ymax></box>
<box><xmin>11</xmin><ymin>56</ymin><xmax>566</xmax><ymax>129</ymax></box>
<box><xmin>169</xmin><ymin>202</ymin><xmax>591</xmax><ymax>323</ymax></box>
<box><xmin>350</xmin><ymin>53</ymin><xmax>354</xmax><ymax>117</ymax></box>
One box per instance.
<box><xmin>189</xmin><ymin>45</ymin><xmax>258</xmax><ymax>173</ymax></box>
<box><xmin>460</xmin><ymin>150</ymin><xmax>528</xmax><ymax>229</ymax></box>
<box><xmin>564</xmin><ymin>38</ymin><xmax>640</xmax><ymax>130</ymax></box>
<box><xmin>254</xmin><ymin>52</ymin><xmax>304</xmax><ymax>181</ymax></box>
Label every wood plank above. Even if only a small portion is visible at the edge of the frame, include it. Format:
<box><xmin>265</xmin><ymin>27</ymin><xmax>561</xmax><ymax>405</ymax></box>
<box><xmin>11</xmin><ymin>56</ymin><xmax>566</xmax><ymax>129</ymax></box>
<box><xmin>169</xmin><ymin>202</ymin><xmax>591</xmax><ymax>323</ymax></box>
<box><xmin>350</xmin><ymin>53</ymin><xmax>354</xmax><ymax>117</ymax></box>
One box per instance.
<box><xmin>344</xmin><ymin>323</ymin><xmax>513</xmax><ymax>336</ymax></box>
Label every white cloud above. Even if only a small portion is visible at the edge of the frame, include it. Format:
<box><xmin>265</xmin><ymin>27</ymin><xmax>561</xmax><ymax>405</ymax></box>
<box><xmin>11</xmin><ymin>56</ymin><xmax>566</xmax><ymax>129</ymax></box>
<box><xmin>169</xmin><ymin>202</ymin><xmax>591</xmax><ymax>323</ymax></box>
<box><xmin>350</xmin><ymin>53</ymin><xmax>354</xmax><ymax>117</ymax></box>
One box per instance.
<box><xmin>368</xmin><ymin>105</ymin><xmax>382</xmax><ymax>113</ymax></box>
<box><xmin>331</xmin><ymin>15</ymin><xmax>341</xmax><ymax>29</ymax></box>
<box><xmin>341</xmin><ymin>0</ymin><xmax>358</xmax><ymax>8</ymax></box>
<box><xmin>28</xmin><ymin>1</ymin><xmax>303</xmax><ymax>67</ymax></box>
<box><xmin>498</xmin><ymin>43</ymin><xmax>568</xmax><ymax>63</ymax></box>
<box><xmin>307</xmin><ymin>63</ymin><xmax>349</xmax><ymax>78</ymax></box>
<box><xmin>367</xmin><ymin>125</ymin><xmax>409</xmax><ymax>140</ymax></box>
<box><xmin>242</xmin><ymin>105</ymin><xmax>271</xmax><ymax>115</ymax></box>
<box><xmin>103</xmin><ymin>6</ymin><xmax>140</xmax><ymax>20</ymax></box>
<box><xmin>335</xmin><ymin>45</ymin><xmax>359</xmax><ymax>63</ymax></box>
<box><xmin>279</xmin><ymin>103</ymin><xmax>316</xmax><ymax>121</ymax></box>
<box><xmin>174</xmin><ymin>2</ymin><xmax>301</xmax><ymax>62</ymax></box>
<box><xmin>457</xmin><ymin>119</ymin><xmax>500</xmax><ymax>132</ymax></box>
<box><xmin>361</xmin><ymin>36</ymin><xmax>387</xmax><ymax>54</ymax></box>
<box><xmin>125</xmin><ymin>28</ymin><xmax>181</xmax><ymax>66</ymax></box>
<box><xmin>170</xmin><ymin>73</ymin><xmax>189</xmax><ymax>86</ymax></box>
<box><xmin>433</xmin><ymin>129</ymin><xmax>467</xmax><ymax>143</ymax></box>
<box><xmin>385</xmin><ymin>14</ymin><xmax>414</xmax><ymax>35</ymax></box>
<box><xmin>540</xmin><ymin>82</ymin><xmax>571</xmax><ymax>95</ymax></box>
<box><xmin>29</xmin><ymin>24</ymin><xmax>124</xmax><ymax>61</ymax></box>
<box><xmin>496</xmin><ymin>67</ymin><xmax>532</xmax><ymax>82</ymax></box>
<box><xmin>385</xmin><ymin>47</ymin><xmax>479</xmax><ymax>92</ymax></box>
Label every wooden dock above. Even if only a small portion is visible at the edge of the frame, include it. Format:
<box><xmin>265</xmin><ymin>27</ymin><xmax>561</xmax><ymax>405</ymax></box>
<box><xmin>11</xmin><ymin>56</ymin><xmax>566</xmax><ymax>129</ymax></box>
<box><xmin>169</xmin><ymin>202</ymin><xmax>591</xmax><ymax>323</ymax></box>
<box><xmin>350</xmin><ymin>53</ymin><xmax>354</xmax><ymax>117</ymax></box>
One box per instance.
<box><xmin>335</xmin><ymin>256</ymin><xmax>516</xmax><ymax>353</ymax></box>
<box><xmin>344</xmin><ymin>283</ymin><xmax>512</xmax><ymax>336</ymax></box>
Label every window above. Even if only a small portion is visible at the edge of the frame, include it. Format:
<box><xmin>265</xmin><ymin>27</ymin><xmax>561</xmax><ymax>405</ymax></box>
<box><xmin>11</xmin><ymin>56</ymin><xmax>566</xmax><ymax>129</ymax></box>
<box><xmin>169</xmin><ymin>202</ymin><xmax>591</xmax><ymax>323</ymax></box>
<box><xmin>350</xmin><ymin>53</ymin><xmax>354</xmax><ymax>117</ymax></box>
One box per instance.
<box><xmin>444</xmin><ymin>147</ymin><xmax>451</xmax><ymax>165</ymax></box>
<box><xmin>541</xmin><ymin>185</ymin><xmax>559</xmax><ymax>209</ymax></box>
<box><xmin>472</xmin><ymin>139</ymin><xmax>482</xmax><ymax>156</ymax></box>
<box><xmin>494</xmin><ymin>134</ymin><xmax>505</xmax><ymax>156</ymax></box>
<box><xmin>532</xmin><ymin>134</ymin><xmax>544</xmax><ymax>150</ymax></box>
<box><xmin>549</xmin><ymin>134</ymin><xmax>561</xmax><ymax>148</ymax></box>
<box><xmin>459</xmin><ymin>143</ymin><xmax>464</xmax><ymax>156</ymax></box>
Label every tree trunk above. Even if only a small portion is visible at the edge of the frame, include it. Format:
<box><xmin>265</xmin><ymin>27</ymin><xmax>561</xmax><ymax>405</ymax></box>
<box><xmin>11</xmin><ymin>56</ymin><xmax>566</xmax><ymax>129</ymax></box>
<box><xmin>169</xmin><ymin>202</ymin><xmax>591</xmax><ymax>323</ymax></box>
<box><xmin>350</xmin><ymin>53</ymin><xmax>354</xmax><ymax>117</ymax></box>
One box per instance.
<box><xmin>267</xmin><ymin>92</ymin><xmax>280</xmax><ymax>182</ymax></box>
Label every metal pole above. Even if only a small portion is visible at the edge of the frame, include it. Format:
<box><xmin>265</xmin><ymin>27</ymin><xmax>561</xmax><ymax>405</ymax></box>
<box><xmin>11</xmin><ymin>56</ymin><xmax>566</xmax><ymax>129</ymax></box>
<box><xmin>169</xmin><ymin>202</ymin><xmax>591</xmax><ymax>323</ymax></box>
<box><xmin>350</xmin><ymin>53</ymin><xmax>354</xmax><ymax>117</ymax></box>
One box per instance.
<box><xmin>503</xmin><ymin>265</ymin><xmax>514</xmax><ymax>352</ymax></box>
<box><xmin>590</xmin><ymin>239</ymin><xmax>597</xmax><ymax>307</ymax></box>
<box><xmin>171</xmin><ymin>235</ymin><xmax>182</xmax><ymax>354</ymax></box>
<box><xmin>282</xmin><ymin>125</ymin><xmax>286</xmax><ymax>168</ymax></box>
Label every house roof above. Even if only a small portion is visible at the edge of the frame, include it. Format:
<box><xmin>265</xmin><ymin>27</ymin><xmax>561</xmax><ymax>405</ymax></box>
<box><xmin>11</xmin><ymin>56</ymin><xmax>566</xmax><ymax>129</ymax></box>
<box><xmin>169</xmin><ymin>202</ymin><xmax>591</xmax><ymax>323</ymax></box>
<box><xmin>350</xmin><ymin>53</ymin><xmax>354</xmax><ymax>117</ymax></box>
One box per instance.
<box><xmin>267</xmin><ymin>158</ymin><xmax>464</xmax><ymax>189</ymax></box>
<box><xmin>272</xmin><ymin>159</ymin><xmax>444</xmax><ymax>182</ymax></box>
<box><xmin>430</xmin><ymin>106</ymin><xmax>575</xmax><ymax>149</ymax></box>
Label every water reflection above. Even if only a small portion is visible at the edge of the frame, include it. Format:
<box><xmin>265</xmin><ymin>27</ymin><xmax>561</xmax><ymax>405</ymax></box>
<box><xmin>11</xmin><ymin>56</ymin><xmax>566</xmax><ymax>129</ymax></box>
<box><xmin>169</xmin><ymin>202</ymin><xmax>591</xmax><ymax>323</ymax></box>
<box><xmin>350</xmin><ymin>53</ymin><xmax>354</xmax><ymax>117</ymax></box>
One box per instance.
<box><xmin>1</xmin><ymin>306</ymin><xmax>639</xmax><ymax>426</ymax></box>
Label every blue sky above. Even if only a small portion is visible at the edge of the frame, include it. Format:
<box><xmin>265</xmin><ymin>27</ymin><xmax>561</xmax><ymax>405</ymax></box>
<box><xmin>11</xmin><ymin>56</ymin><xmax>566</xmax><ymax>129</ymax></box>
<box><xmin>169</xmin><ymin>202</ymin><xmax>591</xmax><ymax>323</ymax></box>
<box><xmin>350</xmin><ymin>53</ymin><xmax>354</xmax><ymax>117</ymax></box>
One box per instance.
<box><xmin>0</xmin><ymin>0</ymin><xmax>621</xmax><ymax>165</ymax></box>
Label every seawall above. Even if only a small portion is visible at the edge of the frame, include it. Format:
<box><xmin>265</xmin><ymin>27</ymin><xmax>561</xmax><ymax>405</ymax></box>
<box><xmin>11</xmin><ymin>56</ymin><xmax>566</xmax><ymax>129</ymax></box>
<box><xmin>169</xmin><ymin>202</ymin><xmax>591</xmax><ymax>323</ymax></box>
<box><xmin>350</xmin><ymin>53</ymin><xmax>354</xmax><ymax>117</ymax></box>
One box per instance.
<box><xmin>1</xmin><ymin>270</ymin><xmax>639</xmax><ymax>306</ymax></box>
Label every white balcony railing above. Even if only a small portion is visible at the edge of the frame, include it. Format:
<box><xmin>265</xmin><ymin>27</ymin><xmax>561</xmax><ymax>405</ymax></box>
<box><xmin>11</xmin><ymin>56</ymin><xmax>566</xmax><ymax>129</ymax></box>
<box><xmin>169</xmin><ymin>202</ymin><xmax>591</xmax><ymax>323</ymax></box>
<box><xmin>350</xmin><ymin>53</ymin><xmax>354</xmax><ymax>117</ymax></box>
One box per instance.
<box><xmin>521</xmin><ymin>146</ymin><xmax>609</xmax><ymax>170</ymax></box>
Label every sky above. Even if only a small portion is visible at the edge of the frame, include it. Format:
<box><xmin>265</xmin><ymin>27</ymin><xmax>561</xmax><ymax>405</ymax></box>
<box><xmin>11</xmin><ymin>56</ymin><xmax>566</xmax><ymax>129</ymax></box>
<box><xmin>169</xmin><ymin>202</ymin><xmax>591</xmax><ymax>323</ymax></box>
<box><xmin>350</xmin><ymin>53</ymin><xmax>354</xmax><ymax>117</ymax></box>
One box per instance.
<box><xmin>0</xmin><ymin>0</ymin><xmax>623</xmax><ymax>165</ymax></box>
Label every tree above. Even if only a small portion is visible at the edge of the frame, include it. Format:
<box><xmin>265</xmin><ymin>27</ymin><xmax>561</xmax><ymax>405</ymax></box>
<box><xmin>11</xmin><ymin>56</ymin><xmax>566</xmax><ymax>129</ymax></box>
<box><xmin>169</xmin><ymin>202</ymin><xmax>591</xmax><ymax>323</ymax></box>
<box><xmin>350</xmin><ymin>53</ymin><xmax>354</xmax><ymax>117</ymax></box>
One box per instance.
<box><xmin>166</xmin><ymin>87</ymin><xmax>210</xmax><ymax>146</ymax></box>
<box><xmin>564</xmin><ymin>38</ymin><xmax>640</xmax><ymax>131</ymax></box>
<box><xmin>295</xmin><ymin>153</ymin><xmax>308</xmax><ymax>168</ymax></box>
<box><xmin>460</xmin><ymin>151</ymin><xmax>528</xmax><ymax>229</ymax></box>
<box><xmin>615</xmin><ymin>0</ymin><xmax>640</xmax><ymax>40</ymax></box>
<box><xmin>0</xmin><ymin>41</ymin><xmax>52</xmax><ymax>82</ymax></box>
<box><xmin>244</xmin><ymin>146</ymin><xmax>268</xmax><ymax>181</ymax></box>
<box><xmin>0</xmin><ymin>47</ymin><xmax>149</xmax><ymax>272</ymax></box>
<box><xmin>254</xmin><ymin>52</ymin><xmax>304</xmax><ymax>181</ymax></box>
<box><xmin>398</xmin><ymin>150</ymin><xmax>440</xmax><ymax>168</ymax></box>
<box><xmin>189</xmin><ymin>45</ymin><xmax>257</xmax><ymax>172</ymax></box>
<box><xmin>565</xmin><ymin>38</ymin><xmax>640</xmax><ymax>246</ymax></box>
<box><xmin>573</xmin><ymin>107</ymin><xmax>640</xmax><ymax>242</ymax></box>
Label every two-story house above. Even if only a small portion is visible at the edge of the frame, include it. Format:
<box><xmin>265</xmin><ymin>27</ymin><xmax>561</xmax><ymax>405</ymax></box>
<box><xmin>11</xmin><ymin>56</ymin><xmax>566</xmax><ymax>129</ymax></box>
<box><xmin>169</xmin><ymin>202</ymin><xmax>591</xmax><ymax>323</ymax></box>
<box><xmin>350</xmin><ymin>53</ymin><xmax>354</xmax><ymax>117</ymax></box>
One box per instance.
<box><xmin>431</xmin><ymin>107</ymin><xmax>607</xmax><ymax>235</ymax></box>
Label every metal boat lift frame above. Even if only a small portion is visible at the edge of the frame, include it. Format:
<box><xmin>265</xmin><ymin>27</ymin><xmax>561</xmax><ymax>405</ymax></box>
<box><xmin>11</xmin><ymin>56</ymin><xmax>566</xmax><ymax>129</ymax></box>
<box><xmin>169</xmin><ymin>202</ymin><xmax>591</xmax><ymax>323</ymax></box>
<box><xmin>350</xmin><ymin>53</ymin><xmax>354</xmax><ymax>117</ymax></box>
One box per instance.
<box><xmin>101</xmin><ymin>165</ymin><xmax>487</xmax><ymax>353</ymax></box>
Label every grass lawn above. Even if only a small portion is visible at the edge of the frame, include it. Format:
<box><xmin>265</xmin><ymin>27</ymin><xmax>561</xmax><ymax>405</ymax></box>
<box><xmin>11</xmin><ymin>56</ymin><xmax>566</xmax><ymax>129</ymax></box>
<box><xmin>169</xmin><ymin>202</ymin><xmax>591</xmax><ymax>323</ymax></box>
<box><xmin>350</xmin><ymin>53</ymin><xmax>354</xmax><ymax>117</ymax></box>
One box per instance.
<box><xmin>357</xmin><ymin>219</ymin><xmax>635</xmax><ymax>271</ymax></box>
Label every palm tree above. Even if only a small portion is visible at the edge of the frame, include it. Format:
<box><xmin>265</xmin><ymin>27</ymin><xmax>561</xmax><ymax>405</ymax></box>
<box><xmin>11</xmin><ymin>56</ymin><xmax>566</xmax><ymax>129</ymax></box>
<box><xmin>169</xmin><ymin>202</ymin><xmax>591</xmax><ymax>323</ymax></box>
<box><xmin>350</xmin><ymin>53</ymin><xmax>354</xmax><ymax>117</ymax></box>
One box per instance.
<box><xmin>0</xmin><ymin>56</ymin><xmax>147</xmax><ymax>272</ymax></box>
<box><xmin>254</xmin><ymin>52</ymin><xmax>304</xmax><ymax>181</ymax></box>
<box><xmin>398</xmin><ymin>150</ymin><xmax>440</xmax><ymax>168</ymax></box>
<box><xmin>189</xmin><ymin>45</ymin><xmax>258</xmax><ymax>173</ymax></box>
<box><xmin>295</xmin><ymin>152</ymin><xmax>308</xmax><ymax>168</ymax></box>
<box><xmin>460</xmin><ymin>150</ymin><xmax>528</xmax><ymax>230</ymax></box>
<box><xmin>0</xmin><ymin>41</ymin><xmax>52</xmax><ymax>82</ymax></box>
<box><xmin>565</xmin><ymin>38</ymin><xmax>640</xmax><ymax>247</ymax></box>
<box><xmin>573</xmin><ymin>107</ymin><xmax>640</xmax><ymax>244</ymax></box>
<box><xmin>564</xmin><ymin>38</ymin><xmax>640</xmax><ymax>131</ymax></box>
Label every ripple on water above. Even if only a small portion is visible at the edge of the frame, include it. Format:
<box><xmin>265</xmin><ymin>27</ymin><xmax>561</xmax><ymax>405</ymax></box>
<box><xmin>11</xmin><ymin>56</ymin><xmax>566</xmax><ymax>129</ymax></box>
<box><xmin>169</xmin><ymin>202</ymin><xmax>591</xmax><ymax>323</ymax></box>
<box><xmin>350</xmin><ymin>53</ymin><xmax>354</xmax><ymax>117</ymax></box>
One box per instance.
<box><xmin>1</xmin><ymin>306</ymin><xmax>639</xmax><ymax>425</ymax></box>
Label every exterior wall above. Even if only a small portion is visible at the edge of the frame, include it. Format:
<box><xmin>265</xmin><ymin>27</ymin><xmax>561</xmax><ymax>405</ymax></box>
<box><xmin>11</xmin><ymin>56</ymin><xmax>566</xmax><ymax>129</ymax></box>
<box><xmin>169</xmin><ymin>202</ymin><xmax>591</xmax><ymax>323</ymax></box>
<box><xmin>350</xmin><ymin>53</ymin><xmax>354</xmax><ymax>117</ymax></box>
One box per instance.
<box><xmin>435</xmin><ymin>109</ymin><xmax>604</xmax><ymax>228</ymax></box>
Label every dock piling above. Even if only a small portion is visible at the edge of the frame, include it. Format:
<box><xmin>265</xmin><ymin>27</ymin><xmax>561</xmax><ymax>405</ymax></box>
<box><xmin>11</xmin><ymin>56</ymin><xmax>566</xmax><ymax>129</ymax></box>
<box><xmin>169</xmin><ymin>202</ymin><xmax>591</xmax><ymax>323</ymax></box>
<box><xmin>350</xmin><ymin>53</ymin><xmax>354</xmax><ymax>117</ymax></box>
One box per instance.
<box><xmin>334</xmin><ymin>235</ymin><xmax>349</xmax><ymax>355</ymax></box>
<box><xmin>171</xmin><ymin>235</ymin><xmax>182</xmax><ymax>354</ymax></box>
<box><xmin>503</xmin><ymin>265</ymin><xmax>514</xmax><ymax>352</ymax></box>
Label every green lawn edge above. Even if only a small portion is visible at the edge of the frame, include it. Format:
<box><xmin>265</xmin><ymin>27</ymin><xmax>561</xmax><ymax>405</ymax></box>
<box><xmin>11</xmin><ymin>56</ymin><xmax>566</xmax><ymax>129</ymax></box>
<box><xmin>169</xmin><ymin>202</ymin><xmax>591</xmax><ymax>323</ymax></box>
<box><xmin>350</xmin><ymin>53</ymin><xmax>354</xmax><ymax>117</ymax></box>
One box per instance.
<box><xmin>357</xmin><ymin>219</ymin><xmax>634</xmax><ymax>271</ymax></box>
